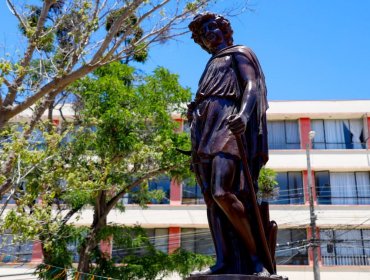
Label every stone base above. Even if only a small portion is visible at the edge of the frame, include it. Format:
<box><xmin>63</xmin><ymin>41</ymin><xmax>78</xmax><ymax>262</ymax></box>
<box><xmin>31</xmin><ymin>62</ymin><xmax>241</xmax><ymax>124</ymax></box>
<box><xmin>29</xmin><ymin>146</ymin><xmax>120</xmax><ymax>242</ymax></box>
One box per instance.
<box><xmin>185</xmin><ymin>275</ymin><xmax>288</xmax><ymax>280</ymax></box>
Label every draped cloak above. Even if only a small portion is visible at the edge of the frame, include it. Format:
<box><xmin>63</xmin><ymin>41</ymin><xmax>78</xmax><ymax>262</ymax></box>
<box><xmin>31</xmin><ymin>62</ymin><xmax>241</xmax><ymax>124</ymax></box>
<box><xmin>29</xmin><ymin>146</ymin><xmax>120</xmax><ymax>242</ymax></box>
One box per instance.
<box><xmin>191</xmin><ymin>45</ymin><xmax>269</xmax><ymax>182</ymax></box>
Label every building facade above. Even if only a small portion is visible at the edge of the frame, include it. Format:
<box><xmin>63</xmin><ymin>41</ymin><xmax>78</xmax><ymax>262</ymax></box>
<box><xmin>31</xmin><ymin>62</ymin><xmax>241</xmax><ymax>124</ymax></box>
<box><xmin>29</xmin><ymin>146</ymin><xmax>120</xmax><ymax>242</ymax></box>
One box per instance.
<box><xmin>1</xmin><ymin>100</ymin><xmax>370</xmax><ymax>280</ymax></box>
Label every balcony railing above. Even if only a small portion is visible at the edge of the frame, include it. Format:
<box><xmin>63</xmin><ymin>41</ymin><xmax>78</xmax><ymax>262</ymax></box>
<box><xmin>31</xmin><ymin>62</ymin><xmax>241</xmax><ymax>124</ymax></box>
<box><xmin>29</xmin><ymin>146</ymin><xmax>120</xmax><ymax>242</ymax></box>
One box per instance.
<box><xmin>322</xmin><ymin>255</ymin><xmax>370</xmax><ymax>266</ymax></box>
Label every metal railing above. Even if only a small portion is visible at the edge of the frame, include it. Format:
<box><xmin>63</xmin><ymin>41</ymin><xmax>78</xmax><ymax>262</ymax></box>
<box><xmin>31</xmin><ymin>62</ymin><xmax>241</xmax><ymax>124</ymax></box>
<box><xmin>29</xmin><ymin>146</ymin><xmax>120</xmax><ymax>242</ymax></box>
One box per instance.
<box><xmin>322</xmin><ymin>255</ymin><xmax>370</xmax><ymax>266</ymax></box>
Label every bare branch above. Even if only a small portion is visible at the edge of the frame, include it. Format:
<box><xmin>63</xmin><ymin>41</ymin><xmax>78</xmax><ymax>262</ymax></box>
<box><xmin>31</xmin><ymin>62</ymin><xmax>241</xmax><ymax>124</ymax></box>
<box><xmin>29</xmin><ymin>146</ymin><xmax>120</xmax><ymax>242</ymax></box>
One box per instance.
<box><xmin>100</xmin><ymin>0</ymin><xmax>172</xmax><ymax>63</ymax></box>
<box><xmin>2</xmin><ymin>77</ymin><xmax>12</xmax><ymax>90</ymax></box>
<box><xmin>0</xmin><ymin>188</ymin><xmax>15</xmax><ymax>217</ymax></box>
<box><xmin>6</xmin><ymin>0</ymin><xmax>28</xmax><ymax>31</ymax></box>
<box><xmin>61</xmin><ymin>206</ymin><xmax>83</xmax><ymax>227</ymax></box>
<box><xmin>3</xmin><ymin>0</ymin><xmax>55</xmax><ymax>107</ymax></box>
<box><xmin>91</xmin><ymin>0</ymin><xmax>144</xmax><ymax>64</ymax></box>
<box><xmin>9</xmin><ymin>64</ymin><xmax>95</xmax><ymax>119</ymax></box>
<box><xmin>0</xmin><ymin>179</ymin><xmax>13</xmax><ymax>199</ymax></box>
<box><xmin>0</xmin><ymin>0</ymin><xmax>237</xmax><ymax>130</ymax></box>
<box><xmin>24</xmin><ymin>96</ymin><xmax>54</xmax><ymax>136</ymax></box>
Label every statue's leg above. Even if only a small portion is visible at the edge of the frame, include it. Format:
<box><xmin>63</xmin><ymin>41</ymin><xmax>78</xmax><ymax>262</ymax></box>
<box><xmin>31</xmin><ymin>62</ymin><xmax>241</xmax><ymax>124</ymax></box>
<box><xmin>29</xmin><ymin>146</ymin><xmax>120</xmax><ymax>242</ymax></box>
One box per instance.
<box><xmin>193</xmin><ymin>160</ymin><xmax>228</xmax><ymax>274</ymax></box>
<box><xmin>211</xmin><ymin>153</ymin><xmax>265</xmax><ymax>274</ymax></box>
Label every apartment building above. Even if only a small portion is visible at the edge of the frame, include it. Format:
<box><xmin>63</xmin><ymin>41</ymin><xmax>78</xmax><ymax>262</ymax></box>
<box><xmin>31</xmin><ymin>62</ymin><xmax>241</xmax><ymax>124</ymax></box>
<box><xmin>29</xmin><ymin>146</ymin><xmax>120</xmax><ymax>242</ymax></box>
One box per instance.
<box><xmin>1</xmin><ymin>100</ymin><xmax>370</xmax><ymax>280</ymax></box>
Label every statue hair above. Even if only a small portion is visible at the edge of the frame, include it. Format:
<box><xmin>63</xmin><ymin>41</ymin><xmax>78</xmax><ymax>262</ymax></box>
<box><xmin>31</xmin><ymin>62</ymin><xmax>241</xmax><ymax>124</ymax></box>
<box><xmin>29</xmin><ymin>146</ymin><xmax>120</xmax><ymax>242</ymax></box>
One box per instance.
<box><xmin>188</xmin><ymin>12</ymin><xmax>234</xmax><ymax>54</ymax></box>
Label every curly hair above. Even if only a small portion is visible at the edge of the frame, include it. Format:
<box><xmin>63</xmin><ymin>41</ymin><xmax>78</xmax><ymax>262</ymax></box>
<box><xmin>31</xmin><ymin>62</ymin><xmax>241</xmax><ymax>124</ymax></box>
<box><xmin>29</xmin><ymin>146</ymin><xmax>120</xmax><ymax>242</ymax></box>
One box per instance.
<box><xmin>188</xmin><ymin>12</ymin><xmax>234</xmax><ymax>53</ymax></box>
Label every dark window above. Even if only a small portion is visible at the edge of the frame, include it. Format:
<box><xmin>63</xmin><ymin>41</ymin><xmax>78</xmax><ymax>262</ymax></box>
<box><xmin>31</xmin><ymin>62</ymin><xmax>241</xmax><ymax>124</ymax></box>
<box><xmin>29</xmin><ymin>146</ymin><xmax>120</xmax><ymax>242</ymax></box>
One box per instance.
<box><xmin>0</xmin><ymin>235</ymin><xmax>33</xmax><ymax>263</ymax></box>
<box><xmin>321</xmin><ymin>229</ymin><xmax>370</xmax><ymax>266</ymax></box>
<box><xmin>182</xmin><ymin>179</ymin><xmax>204</xmax><ymax>205</ymax></box>
<box><xmin>146</xmin><ymin>228</ymin><xmax>169</xmax><ymax>253</ymax></box>
<box><xmin>276</xmin><ymin>229</ymin><xmax>308</xmax><ymax>265</ymax></box>
<box><xmin>267</xmin><ymin>120</ymin><xmax>300</xmax><ymax>150</ymax></box>
<box><xmin>315</xmin><ymin>171</ymin><xmax>331</xmax><ymax>205</ymax></box>
<box><xmin>270</xmin><ymin>172</ymin><xmax>304</xmax><ymax>204</ymax></box>
<box><xmin>0</xmin><ymin>193</ymin><xmax>16</xmax><ymax>205</ymax></box>
<box><xmin>120</xmin><ymin>176</ymin><xmax>170</xmax><ymax>205</ymax></box>
<box><xmin>111</xmin><ymin>228</ymin><xmax>169</xmax><ymax>263</ymax></box>
<box><xmin>148</xmin><ymin>176</ymin><xmax>170</xmax><ymax>204</ymax></box>
<box><xmin>183</xmin><ymin>121</ymin><xmax>191</xmax><ymax>134</ymax></box>
<box><xmin>315</xmin><ymin>171</ymin><xmax>370</xmax><ymax>205</ymax></box>
<box><xmin>180</xmin><ymin>228</ymin><xmax>214</xmax><ymax>256</ymax></box>
<box><xmin>311</xmin><ymin>119</ymin><xmax>365</xmax><ymax>149</ymax></box>
<box><xmin>67</xmin><ymin>240</ymin><xmax>80</xmax><ymax>263</ymax></box>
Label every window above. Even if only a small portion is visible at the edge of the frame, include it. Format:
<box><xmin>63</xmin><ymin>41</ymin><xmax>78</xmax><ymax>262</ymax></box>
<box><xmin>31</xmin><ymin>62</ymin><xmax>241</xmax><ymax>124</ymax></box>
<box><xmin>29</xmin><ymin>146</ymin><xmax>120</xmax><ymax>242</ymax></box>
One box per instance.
<box><xmin>315</xmin><ymin>171</ymin><xmax>370</xmax><ymax>205</ymax></box>
<box><xmin>147</xmin><ymin>228</ymin><xmax>169</xmax><ymax>254</ymax></box>
<box><xmin>267</xmin><ymin>120</ymin><xmax>300</xmax><ymax>150</ymax></box>
<box><xmin>311</xmin><ymin>119</ymin><xmax>365</xmax><ymax>149</ymax></box>
<box><xmin>270</xmin><ymin>172</ymin><xmax>304</xmax><ymax>204</ymax></box>
<box><xmin>276</xmin><ymin>229</ymin><xmax>308</xmax><ymax>265</ymax></box>
<box><xmin>183</xmin><ymin>120</ymin><xmax>191</xmax><ymax>134</ymax></box>
<box><xmin>111</xmin><ymin>228</ymin><xmax>169</xmax><ymax>262</ymax></box>
<box><xmin>148</xmin><ymin>176</ymin><xmax>170</xmax><ymax>204</ymax></box>
<box><xmin>67</xmin><ymin>240</ymin><xmax>80</xmax><ymax>263</ymax></box>
<box><xmin>0</xmin><ymin>193</ymin><xmax>16</xmax><ymax>205</ymax></box>
<box><xmin>182</xmin><ymin>179</ymin><xmax>204</xmax><ymax>204</ymax></box>
<box><xmin>180</xmin><ymin>228</ymin><xmax>214</xmax><ymax>256</ymax></box>
<box><xmin>120</xmin><ymin>176</ymin><xmax>170</xmax><ymax>205</ymax></box>
<box><xmin>321</xmin><ymin>229</ymin><xmax>370</xmax><ymax>266</ymax></box>
<box><xmin>0</xmin><ymin>235</ymin><xmax>33</xmax><ymax>263</ymax></box>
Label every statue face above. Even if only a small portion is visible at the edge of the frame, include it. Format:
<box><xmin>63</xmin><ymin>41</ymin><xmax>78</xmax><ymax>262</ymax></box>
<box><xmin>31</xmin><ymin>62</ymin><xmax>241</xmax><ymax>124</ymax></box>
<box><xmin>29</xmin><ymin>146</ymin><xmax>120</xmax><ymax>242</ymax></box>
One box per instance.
<box><xmin>200</xmin><ymin>19</ymin><xmax>227</xmax><ymax>54</ymax></box>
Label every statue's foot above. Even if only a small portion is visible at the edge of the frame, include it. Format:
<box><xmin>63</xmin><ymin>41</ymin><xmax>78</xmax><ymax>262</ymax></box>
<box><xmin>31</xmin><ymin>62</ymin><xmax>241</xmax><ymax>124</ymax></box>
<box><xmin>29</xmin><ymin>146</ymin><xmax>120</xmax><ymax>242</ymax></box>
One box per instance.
<box><xmin>190</xmin><ymin>263</ymin><xmax>226</xmax><ymax>276</ymax></box>
<box><xmin>253</xmin><ymin>267</ymin><xmax>270</xmax><ymax>278</ymax></box>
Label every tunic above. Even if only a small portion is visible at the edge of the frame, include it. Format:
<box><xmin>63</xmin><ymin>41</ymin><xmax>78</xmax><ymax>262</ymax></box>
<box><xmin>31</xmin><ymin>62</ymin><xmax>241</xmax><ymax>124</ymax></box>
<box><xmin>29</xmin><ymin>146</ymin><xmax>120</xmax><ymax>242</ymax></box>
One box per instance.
<box><xmin>190</xmin><ymin>45</ymin><xmax>269</xmax><ymax>170</ymax></box>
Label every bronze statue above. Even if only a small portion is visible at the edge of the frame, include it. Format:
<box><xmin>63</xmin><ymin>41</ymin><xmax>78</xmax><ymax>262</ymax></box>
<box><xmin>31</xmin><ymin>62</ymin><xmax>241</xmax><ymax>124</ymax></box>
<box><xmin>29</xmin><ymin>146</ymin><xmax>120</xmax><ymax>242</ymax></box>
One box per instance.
<box><xmin>187</xmin><ymin>12</ymin><xmax>277</xmax><ymax>276</ymax></box>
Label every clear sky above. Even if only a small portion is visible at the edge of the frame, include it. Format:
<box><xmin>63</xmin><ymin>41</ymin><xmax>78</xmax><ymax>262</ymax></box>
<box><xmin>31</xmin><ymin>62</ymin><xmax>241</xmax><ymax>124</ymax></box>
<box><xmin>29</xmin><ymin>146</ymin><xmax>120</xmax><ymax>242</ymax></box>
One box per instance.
<box><xmin>1</xmin><ymin>0</ymin><xmax>370</xmax><ymax>101</ymax></box>
<box><xmin>139</xmin><ymin>0</ymin><xmax>370</xmax><ymax>101</ymax></box>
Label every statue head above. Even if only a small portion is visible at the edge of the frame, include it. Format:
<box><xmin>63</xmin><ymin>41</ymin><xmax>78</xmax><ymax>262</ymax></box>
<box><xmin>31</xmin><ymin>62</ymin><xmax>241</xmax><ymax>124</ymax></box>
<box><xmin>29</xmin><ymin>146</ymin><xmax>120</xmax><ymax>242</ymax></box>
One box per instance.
<box><xmin>189</xmin><ymin>12</ymin><xmax>234</xmax><ymax>54</ymax></box>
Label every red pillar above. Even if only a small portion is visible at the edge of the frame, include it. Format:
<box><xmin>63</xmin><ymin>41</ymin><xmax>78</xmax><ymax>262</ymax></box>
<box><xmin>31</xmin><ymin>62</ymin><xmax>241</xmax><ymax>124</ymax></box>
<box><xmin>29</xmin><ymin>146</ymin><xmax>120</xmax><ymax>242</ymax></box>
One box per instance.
<box><xmin>31</xmin><ymin>241</ymin><xmax>43</xmax><ymax>263</ymax></box>
<box><xmin>299</xmin><ymin>118</ymin><xmax>311</xmax><ymax>149</ymax></box>
<box><xmin>168</xmin><ymin>227</ymin><xmax>181</xmax><ymax>254</ymax></box>
<box><xmin>52</xmin><ymin>119</ymin><xmax>60</xmax><ymax>126</ymax></box>
<box><xmin>170</xmin><ymin>179</ymin><xmax>182</xmax><ymax>205</ymax></box>
<box><xmin>169</xmin><ymin>118</ymin><xmax>185</xmax><ymax>205</ymax></box>
<box><xmin>100</xmin><ymin>236</ymin><xmax>113</xmax><ymax>259</ymax></box>
<box><xmin>307</xmin><ymin>227</ymin><xmax>322</xmax><ymax>266</ymax></box>
<box><xmin>174</xmin><ymin>118</ymin><xmax>184</xmax><ymax>133</ymax></box>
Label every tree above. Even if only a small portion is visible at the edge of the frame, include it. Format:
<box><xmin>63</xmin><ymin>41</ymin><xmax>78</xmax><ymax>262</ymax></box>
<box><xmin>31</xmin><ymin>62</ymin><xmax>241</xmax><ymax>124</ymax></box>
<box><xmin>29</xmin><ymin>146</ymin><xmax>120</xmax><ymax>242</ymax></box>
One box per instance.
<box><xmin>1</xmin><ymin>62</ymin><xmax>194</xmax><ymax>276</ymax></box>
<box><xmin>0</xmin><ymin>0</ymin><xmax>248</xmax><ymax>130</ymax></box>
<box><xmin>0</xmin><ymin>0</ymin><xmax>249</xmax><ymax>199</ymax></box>
<box><xmin>91</xmin><ymin>226</ymin><xmax>213</xmax><ymax>280</ymax></box>
<box><xmin>258</xmin><ymin>167</ymin><xmax>279</xmax><ymax>201</ymax></box>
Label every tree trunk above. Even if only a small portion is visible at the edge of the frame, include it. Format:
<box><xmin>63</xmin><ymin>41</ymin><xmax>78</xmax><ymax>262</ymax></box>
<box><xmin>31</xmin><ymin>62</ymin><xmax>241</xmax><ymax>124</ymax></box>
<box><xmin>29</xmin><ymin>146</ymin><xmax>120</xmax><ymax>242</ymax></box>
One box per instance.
<box><xmin>0</xmin><ymin>110</ymin><xmax>10</xmax><ymax>131</ymax></box>
<box><xmin>77</xmin><ymin>190</ymin><xmax>108</xmax><ymax>273</ymax></box>
<box><xmin>77</xmin><ymin>230</ymin><xmax>99</xmax><ymax>273</ymax></box>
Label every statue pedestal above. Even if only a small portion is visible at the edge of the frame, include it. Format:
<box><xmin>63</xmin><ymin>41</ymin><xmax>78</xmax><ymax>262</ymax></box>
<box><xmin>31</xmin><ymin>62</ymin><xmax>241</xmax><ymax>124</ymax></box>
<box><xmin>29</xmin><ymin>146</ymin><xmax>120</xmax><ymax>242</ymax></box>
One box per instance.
<box><xmin>185</xmin><ymin>275</ymin><xmax>288</xmax><ymax>280</ymax></box>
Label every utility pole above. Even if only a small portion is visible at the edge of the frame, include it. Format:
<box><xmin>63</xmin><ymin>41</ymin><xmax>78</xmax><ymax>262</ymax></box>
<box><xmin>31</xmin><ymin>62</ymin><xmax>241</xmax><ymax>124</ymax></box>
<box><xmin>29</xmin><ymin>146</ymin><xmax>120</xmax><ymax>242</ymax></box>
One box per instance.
<box><xmin>306</xmin><ymin>130</ymin><xmax>320</xmax><ymax>280</ymax></box>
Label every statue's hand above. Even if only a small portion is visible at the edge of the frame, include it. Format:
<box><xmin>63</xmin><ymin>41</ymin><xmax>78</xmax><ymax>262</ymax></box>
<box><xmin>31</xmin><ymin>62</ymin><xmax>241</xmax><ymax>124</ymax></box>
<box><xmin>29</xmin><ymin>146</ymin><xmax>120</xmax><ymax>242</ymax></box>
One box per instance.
<box><xmin>227</xmin><ymin>113</ymin><xmax>248</xmax><ymax>135</ymax></box>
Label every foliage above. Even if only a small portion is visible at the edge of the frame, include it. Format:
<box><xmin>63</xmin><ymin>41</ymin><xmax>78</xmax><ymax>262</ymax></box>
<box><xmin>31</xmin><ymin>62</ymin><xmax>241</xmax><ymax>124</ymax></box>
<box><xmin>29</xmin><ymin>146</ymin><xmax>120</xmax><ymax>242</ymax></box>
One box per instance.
<box><xmin>35</xmin><ymin>226</ymin><xmax>88</xmax><ymax>280</ymax></box>
<box><xmin>257</xmin><ymin>167</ymin><xmax>279</xmax><ymax>201</ymax></box>
<box><xmin>0</xmin><ymin>0</ymin><xmax>237</xmax><ymax>129</ymax></box>
<box><xmin>92</xmin><ymin>226</ymin><xmax>214</xmax><ymax>280</ymax></box>
<box><xmin>0</xmin><ymin>62</ymin><xmax>193</xmax><ymax>277</ymax></box>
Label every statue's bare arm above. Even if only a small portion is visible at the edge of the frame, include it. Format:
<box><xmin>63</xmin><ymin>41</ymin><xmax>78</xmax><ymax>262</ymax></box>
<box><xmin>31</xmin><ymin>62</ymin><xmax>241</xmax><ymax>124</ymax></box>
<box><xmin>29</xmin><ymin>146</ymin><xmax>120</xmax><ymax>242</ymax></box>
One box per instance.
<box><xmin>227</xmin><ymin>53</ymin><xmax>258</xmax><ymax>134</ymax></box>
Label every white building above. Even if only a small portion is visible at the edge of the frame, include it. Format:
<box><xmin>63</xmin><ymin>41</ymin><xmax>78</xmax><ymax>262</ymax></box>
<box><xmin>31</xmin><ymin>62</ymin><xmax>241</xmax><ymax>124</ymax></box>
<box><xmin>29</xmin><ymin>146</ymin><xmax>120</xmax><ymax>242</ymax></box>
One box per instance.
<box><xmin>1</xmin><ymin>100</ymin><xmax>370</xmax><ymax>280</ymax></box>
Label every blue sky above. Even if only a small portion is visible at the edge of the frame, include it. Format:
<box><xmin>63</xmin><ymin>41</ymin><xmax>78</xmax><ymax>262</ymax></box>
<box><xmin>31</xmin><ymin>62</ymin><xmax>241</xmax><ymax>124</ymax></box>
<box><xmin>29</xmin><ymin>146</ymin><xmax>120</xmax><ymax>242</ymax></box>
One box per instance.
<box><xmin>1</xmin><ymin>0</ymin><xmax>370</xmax><ymax>101</ymax></box>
